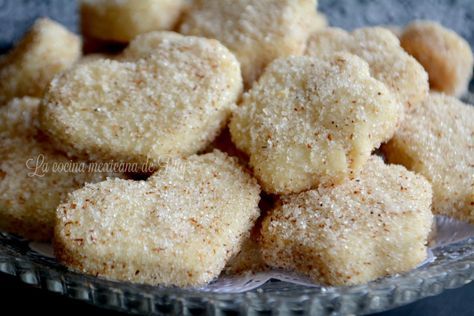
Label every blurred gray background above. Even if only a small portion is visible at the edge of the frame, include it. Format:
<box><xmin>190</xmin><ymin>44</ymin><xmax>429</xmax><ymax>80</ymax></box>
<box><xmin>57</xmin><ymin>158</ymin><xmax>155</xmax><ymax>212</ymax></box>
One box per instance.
<box><xmin>1</xmin><ymin>0</ymin><xmax>474</xmax><ymax>53</ymax></box>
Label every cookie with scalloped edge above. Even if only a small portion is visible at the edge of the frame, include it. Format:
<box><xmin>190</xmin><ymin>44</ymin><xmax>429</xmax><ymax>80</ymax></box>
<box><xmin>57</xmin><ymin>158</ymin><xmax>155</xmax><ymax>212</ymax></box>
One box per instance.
<box><xmin>230</xmin><ymin>53</ymin><xmax>402</xmax><ymax>194</ymax></box>
<box><xmin>260</xmin><ymin>156</ymin><xmax>433</xmax><ymax>286</ymax></box>
<box><xmin>305</xmin><ymin>27</ymin><xmax>429</xmax><ymax>110</ymax></box>
<box><xmin>384</xmin><ymin>93</ymin><xmax>474</xmax><ymax>223</ymax></box>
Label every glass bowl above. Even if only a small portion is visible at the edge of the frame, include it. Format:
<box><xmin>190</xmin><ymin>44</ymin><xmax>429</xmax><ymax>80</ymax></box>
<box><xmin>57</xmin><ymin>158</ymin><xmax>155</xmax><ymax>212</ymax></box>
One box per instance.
<box><xmin>1</xmin><ymin>0</ymin><xmax>474</xmax><ymax>314</ymax></box>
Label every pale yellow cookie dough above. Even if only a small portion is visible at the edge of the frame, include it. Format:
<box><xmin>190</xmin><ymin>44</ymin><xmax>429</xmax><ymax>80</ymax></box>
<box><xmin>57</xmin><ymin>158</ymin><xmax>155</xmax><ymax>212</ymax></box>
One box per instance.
<box><xmin>54</xmin><ymin>151</ymin><xmax>261</xmax><ymax>287</ymax></box>
<box><xmin>0</xmin><ymin>18</ymin><xmax>81</xmax><ymax>103</ymax></box>
<box><xmin>305</xmin><ymin>27</ymin><xmax>429</xmax><ymax>110</ymax></box>
<box><xmin>230</xmin><ymin>53</ymin><xmax>402</xmax><ymax>194</ymax></box>
<box><xmin>80</xmin><ymin>0</ymin><xmax>186</xmax><ymax>42</ymax></box>
<box><xmin>400</xmin><ymin>21</ymin><xmax>474</xmax><ymax>97</ymax></box>
<box><xmin>260</xmin><ymin>156</ymin><xmax>433</xmax><ymax>286</ymax></box>
<box><xmin>384</xmin><ymin>93</ymin><xmax>474</xmax><ymax>223</ymax></box>
<box><xmin>180</xmin><ymin>0</ymin><xmax>321</xmax><ymax>87</ymax></box>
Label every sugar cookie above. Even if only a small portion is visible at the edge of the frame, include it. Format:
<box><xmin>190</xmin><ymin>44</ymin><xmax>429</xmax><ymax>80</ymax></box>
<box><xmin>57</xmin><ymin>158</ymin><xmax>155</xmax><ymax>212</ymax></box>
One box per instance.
<box><xmin>400</xmin><ymin>21</ymin><xmax>474</xmax><ymax>97</ymax></box>
<box><xmin>40</xmin><ymin>33</ymin><xmax>242</xmax><ymax>166</ymax></box>
<box><xmin>0</xmin><ymin>98</ymin><xmax>121</xmax><ymax>241</ymax></box>
<box><xmin>230</xmin><ymin>54</ymin><xmax>402</xmax><ymax>194</ymax></box>
<box><xmin>305</xmin><ymin>27</ymin><xmax>429</xmax><ymax>109</ymax></box>
<box><xmin>55</xmin><ymin>151</ymin><xmax>260</xmax><ymax>287</ymax></box>
<box><xmin>80</xmin><ymin>0</ymin><xmax>186</xmax><ymax>42</ymax></box>
<box><xmin>0</xmin><ymin>18</ymin><xmax>81</xmax><ymax>103</ymax></box>
<box><xmin>384</xmin><ymin>93</ymin><xmax>474</xmax><ymax>223</ymax></box>
<box><xmin>180</xmin><ymin>0</ymin><xmax>320</xmax><ymax>87</ymax></box>
<box><xmin>260</xmin><ymin>156</ymin><xmax>433</xmax><ymax>285</ymax></box>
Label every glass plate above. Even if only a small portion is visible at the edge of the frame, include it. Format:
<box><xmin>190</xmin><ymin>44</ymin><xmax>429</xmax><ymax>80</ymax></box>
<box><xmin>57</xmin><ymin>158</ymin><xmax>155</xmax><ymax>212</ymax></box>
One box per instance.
<box><xmin>1</xmin><ymin>223</ymin><xmax>474</xmax><ymax>315</ymax></box>
<box><xmin>1</xmin><ymin>0</ymin><xmax>474</xmax><ymax>315</ymax></box>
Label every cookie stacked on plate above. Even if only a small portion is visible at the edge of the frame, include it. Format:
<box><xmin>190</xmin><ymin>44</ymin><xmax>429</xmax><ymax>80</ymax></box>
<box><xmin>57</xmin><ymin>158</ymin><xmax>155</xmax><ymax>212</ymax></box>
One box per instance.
<box><xmin>0</xmin><ymin>0</ymin><xmax>473</xmax><ymax>287</ymax></box>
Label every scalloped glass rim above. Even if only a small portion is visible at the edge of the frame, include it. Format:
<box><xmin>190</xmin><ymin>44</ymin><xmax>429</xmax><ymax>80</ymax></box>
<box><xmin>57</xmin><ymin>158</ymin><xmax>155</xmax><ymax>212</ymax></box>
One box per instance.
<box><xmin>1</xmin><ymin>224</ymin><xmax>474</xmax><ymax>315</ymax></box>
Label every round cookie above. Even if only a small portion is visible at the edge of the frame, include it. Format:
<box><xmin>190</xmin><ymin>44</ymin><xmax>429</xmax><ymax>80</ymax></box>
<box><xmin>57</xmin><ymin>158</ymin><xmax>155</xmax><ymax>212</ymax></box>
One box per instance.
<box><xmin>230</xmin><ymin>53</ymin><xmax>402</xmax><ymax>194</ymax></box>
<box><xmin>305</xmin><ymin>27</ymin><xmax>429</xmax><ymax>110</ymax></box>
<box><xmin>0</xmin><ymin>98</ymin><xmax>121</xmax><ymax>241</ymax></box>
<box><xmin>80</xmin><ymin>0</ymin><xmax>186</xmax><ymax>42</ymax></box>
<box><xmin>384</xmin><ymin>93</ymin><xmax>474</xmax><ymax>223</ymax></box>
<box><xmin>54</xmin><ymin>150</ymin><xmax>261</xmax><ymax>287</ymax></box>
<box><xmin>260</xmin><ymin>156</ymin><xmax>433</xmax><ymax>286</ymax></box>
<box><xmin>0</xmin><ymin>18</ymin><xmax>81</xmax><ymax>103</ymax></box>
<box><xmin>179</xmin><ymin>0</ymin><xmax>321</xmax><ymax>88</ymax></box>
<box><xmin>400</xmin><ymin>21</ymin><xmax>474</xmax><ymax>97</ymax></box>
<box><xmin>39</xmin><ymin>33</ymin><xmax>242</xmax><ymax>167</ymax></box>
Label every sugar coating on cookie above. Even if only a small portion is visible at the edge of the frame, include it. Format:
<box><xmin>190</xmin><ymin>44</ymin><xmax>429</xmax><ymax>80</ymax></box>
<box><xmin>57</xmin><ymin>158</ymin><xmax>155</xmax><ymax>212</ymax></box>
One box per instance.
<box><xmin>384</xmin><ymin>93</ymin><xmax>474</xmax><ymax>223</ymax></box>
<box><xmin>40</xmin><ymin>33</ymin><xmax>242</xmax><ymax>166</ymax></box>
<box><xmin>230</xmin><ymin>54</ymin><xmax>402</xmax><ymax>194</ymax></box>
<box><xmin>260</xmin><ymin>156</ymin><xmax>433</xmax><ymax>286</ymax></box>
<box><xmin>400</xmin><ymin>21</ymin><xmax>474</xmax><ymax>97</ymax></box>
<box><xmin>80</xmin><ymin>0</ymin><xmax>186</xmax><ymax>42</ymax></box>
<box><xmin>78</xmin><ymin>53</ymin><xmax>117</xmax><ymax>65</ymax></box>
<box><xmin>224</xmin><ymin>199</ymin><xmax>273</xmax><ymax>275</ymax></box>
<box><xmin>180</xmin><ymin>0</ymin><xmax>320</xmax><ymax>87</ymax></box>
<box><xmin>54</xmin><ymin>150</ymin><xmax>261</xmax><ymax>287</ymax></box>
<box><xmin>0</xmin><ymin>98</ymin><xmax>120</xmax><ymax>241</ymax></box>
<box><xmin>305</xmin><ymin>27</ymin><xmax>429</xmax><ymax>109</ymax></box>
<box><xmin>0</xmin><ymin>18</ymin><xmax>81</xmax><ymax>103</ymax></box>
<box><xmin>0</xmin><ymin>97</ymin><xmax>40</xmax><ymax>136</ymax></box>
<box><xmin>120</xmin><ymin>31</ymin><xmax>191</xmax><ymax>59</ymax></box>
<box><xmin>204</xmin><ymin>127</ymin><xmax>250</xmax><ymax>167</ymax></box>
<box><xmin>224</xmin><ymin>235</ymin><xmax>267</xmax><ymax>275</ymax></box>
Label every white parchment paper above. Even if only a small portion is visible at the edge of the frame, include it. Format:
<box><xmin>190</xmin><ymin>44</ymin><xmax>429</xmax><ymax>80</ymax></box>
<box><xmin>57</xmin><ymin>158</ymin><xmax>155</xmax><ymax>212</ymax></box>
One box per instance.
<box><xmin>29</xmin><ymin>216</ymin><xmax>474</xmax><ymax>293</ymax></box>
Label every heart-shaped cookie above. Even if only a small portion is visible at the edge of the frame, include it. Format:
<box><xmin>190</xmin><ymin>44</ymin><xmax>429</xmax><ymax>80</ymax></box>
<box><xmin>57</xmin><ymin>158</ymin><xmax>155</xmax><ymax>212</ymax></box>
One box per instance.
<box><xmin>54</xmin><ymin>150</ymin><xmax>261</xmax><ymax>287</ymax></box>
<box><xmin>0</xmin><ymin>97</ymin><xmax>122</xmax><ymax>241</ymax></box>
<box><xmin>39</xmin><ymin>32</ymin><xmax>242</xmax><ymax>167</ymax></box>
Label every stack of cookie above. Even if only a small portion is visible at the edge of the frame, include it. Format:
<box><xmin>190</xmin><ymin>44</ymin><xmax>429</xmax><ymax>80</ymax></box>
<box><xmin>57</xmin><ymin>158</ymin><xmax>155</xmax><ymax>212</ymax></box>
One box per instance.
<box><xmin>0</xmin><ymin>0</ymin><xmax>472</xmax><ymax>288</ymax></box>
